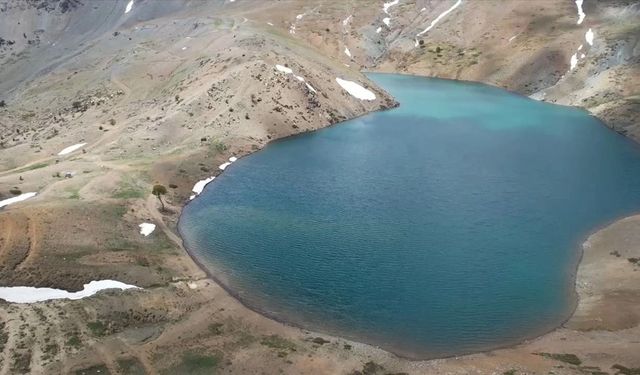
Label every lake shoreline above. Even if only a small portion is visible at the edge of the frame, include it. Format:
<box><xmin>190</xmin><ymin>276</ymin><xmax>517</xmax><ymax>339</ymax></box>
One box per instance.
<box><xmin>174</xmin><ymin>74</ymin><xmax>636</xmax><ymax>361</ymax></box>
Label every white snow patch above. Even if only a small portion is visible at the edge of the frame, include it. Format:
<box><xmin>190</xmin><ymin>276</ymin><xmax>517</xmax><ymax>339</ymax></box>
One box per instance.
<box><xmin>0</xmin><ymin>192</ymin><xmax>37</xmax><ymax>209</ymax></box>
<box><xmin>191</xmin><ymin>176</ymin><xmax>215</xmax><ymax>197</ymax></box>
<box><xmin>275</xmin><ymin>64</ymin><xmax>293</xmax><ymax>74</ymax></box>
<box><xmin>58</xmin><ymin>143</ymin><xmax>86</xmax><ymax>156</ymax></box>
<box><xmin>229</xmin><ymin>156</ymin><xmax>238</xmax><ymax>162</ymax></box>
<box><xmin>585</xmin><ymin>28</ymin><xmax>594</xmax><ymax>46</ymax></box>
<box><xmin>575</xmin><ymin>0</ymin><xmax>585</xmax><ymax>24</ymax></box>
<box><xmin>335</xmin><ymin>78</ymin><xmax>376</xmax><ymax>101</ymax></box>
<box><xmin>581</xmin><ymin>53</ymin><xmax>586</xmax><ymax>59</ymax></box>
<box><xmin>296</xmin><ymin>13</ymin><xmax>305</xmax><ymax>20</ymax></box>
<box><xmin>219</xmin><ymin>162</ymin><xmax>231</xmax><ymax>170</ymax></box>
<box><xmin>344</xmin><ymin>47</ymin><xmax>352</xmax><ymax>58</ymax></box>
<box><xmin>182</xmin><ymin>46</ymin><xmax>187</xmax><ymax>50</ymax></box>
<box><xmin>578</xmin><ymin>44</ymin><xmax>583</xmax><ymax>51</ymax></box>
<box><xmin>0</xmin><ymin>280</ymin><xmax>140</xmax><ymax>303</ymax></box>
<box><xmin>139</xmin><ymin>223</ymin><xmax>156</xmax><ymax>236</ymax></box>
<box><xmin>267</xmin><ymin>22</ymin><xmax>274</xmax><ymax>26</ymax></box>
<box><xmin>508</xmin><ymin>35</ymin><xmax>517</xmax><ymax>42</ymax></box>
<box><xmin>124</xmin><ymin>0</ymin><xmax>133</xmax><ymax>14</ymax></box>
<box><xmin>376</xmin><ymin>26</ymin><xmax>382</xmax><ymax>33</ymax></box>
<box><xmin>383</xmin><ymin>0</ymin><xmax>399</xmax><ymax>14</ymax></box>
<box><xmin>305</xmin><ymin>83</ymin><xmax>317</xmax><ymax>93</ymax></box>
<box><xmin>343</xmin><ymin>15</ymin><xmax>353</xmax><ymax>26</ymax></box>
<box><xmin>570</xmin><ymin>53</ymin><xmax>578</xmax><ymax>70</ymax></box>
<box><xmin>188</xmin><ymin>282</ymin><xmax>198</xmax><ymax>289</ymax></box>
<box><xmin>383</xmin><ymin>17</ymin><xmax>391</xmax><ymax>26</ymax></box>
<box><xmin>416</xmin><ymin>0</ymin><xmax>462</xmax><ymax>39</ymax></box>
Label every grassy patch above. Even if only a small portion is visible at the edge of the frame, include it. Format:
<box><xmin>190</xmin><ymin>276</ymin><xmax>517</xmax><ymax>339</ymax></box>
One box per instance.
<box><xmin>165</xmin><ymin>351</ymin><xmax>222</xmax><ymax>375</ymax></box>
<box><xmin>66</xmin><ymin>334</ymin><xmax>81</xmax><ymax>349</ymax></box>
<box><xmin>612</xmin><ymin>364</ymin><xmax>640</xmax><ymax>375</ymax></box>
<box><xmin>67</xmin><ymin>188</ymin><xmax>80</xmax><ymax>200</ymax></box>
<box><xmin>117</xmin><ymin>357</ymin><xmax>146</xmax><ymax>375</ymax></box>
<box><xmin>74</xmin><ymin>364</ymin><xmax>109</xmax><ymax>375</ymax></box>
<box><xmin>87</xmin><ymin>321</ymin><xmax>108</xmax><ymax>337</ymax></box>
<box><xmin>208</xmin><ymin>323</ymin><xmax>224</xmax><ymax>335</ymax></box>
<box><xmin>112</xmin><ymin>176</ymin><xmax>146</xmax><ymax>199</ymax></box>
<box><xmin>260</xmin><ymin>334</ymin><xmax>297</xmax><ymax>357</ymax></box>
<box><xmin>535</xmin><ymin>352</ymin><xmax>581</xmax><ymax>366</ymax></box>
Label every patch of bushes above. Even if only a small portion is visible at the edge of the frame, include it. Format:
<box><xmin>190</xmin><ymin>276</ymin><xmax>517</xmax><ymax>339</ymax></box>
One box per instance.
<box><xmin>534</xmin><ymin>352</ymin><xmax>581</xmax><ymax>366</ymax></box>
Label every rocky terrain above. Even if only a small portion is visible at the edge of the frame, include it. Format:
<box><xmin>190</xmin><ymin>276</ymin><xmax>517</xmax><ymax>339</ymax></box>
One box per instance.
<box><xmin>0</xmin><ymin>0</ymin><xmax>638</xmax><ymax>374</ymax></box>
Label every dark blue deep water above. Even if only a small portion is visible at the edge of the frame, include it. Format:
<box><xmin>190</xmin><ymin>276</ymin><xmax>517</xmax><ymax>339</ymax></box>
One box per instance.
<box><xmin>179</xmin><ymin>74</ymin><xmax>640</xmax><ymax>358</ymax></box>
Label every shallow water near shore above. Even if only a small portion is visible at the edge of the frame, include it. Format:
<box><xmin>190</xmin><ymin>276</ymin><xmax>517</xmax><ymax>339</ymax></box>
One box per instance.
<box><xmin>179</xmin><ymin>73</ymin><xmax>640</xmax><ymax>358</ymax></box>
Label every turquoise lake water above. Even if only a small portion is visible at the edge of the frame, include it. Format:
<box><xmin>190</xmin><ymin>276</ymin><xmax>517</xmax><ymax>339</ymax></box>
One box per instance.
<box><xmin>179</xmin><ymin>73</ymin><xmax>640</xmax><ymax>358</ymax></box>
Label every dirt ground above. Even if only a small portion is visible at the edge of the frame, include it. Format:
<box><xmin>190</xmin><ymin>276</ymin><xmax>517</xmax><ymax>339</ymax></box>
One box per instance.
<box><xmin>0</xmin><ymin>0</ymin><xmax>638</xmax><ymax>374</ymax></box>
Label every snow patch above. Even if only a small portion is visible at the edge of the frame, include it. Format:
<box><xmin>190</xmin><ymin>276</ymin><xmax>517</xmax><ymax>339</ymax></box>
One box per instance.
<box><xmin>570</xmin><ymin>53</ymin><xmax>578</xmax><ymax>70</ymax></box>
<box><xmin>335</xmin><ymin>78</ymin><xmax>376</xmax><ymax>101</ymax></box>
<box><xmin>124</xmin><ymin>0</ymin><xmax>133</xmax><ymax>14</ymax></box>
<box><xmin>344</xmin><ymin>47</ymin><xmax>352</xmax><ymax>58</ymax></box>
<box><xmin>575</xmin><ymin>0</ymin><xmax>585</xmax><ymax>24</ymax></box>
<box><xmin>416</xmin><ymin>0</ymin><xmax>462</xmax><ymax>40</ymax></box>
<box><xmin>0</xmin><ymin>280</ymin><xmax>140</xmax><ymax>303</ymax></box>
<box><xmin>275</xmin><ymin>64</ymin><xmax>293</xmax><ymax>74</ymax></box>
<box><xmin>267</xmin><ymin>22</ymin><xmax>274</xmax><ymax>26</ymax></box>
<box><xmin>58</xmin><ymin>143</ymin><xmax>86</xmax><ymax>156</ymax></box>
<box><xmin>0</xmin><ymin>192</ymin><xmax>37</xmax><ymax>209</ymax></box>
<box><xmin>191</xmin><ymin>176</ymin><xmax>215</xmax><ymax>197</ymax></box>
<box><xmin>343</xmin><ymin>15</ymin><xmax>353</xmax><ymax>26</ymax></box>
<box><xmin>508</xmin><ymin>35</ymin><xmax>517</xmax><ymax>42</ymax></box>
<box><xmin>139</xmin><ymin>223</ymin><xmax>156</xmax><ymax>236</ymax></box>
<box><xmin>383</xmin><ymin>0</ymin><xmax>399</xmax><ymax>14</ymax></box>
<box><xmin>376</xmin><ymin>26</ymin><xmax>382</xmax><ymax>33</ymax></box>
<box><xmin>585</xmin><ymin>28</ymin><xmax>594</xmax><ymax>46</ymax></box>
<box><xmin>383</xmin><ymin>17</ymin><xmax>391</xmax><ymax>26</ymax></box>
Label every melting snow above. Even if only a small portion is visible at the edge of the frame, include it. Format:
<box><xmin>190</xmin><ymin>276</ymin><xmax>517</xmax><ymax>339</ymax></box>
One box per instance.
<box><xmin>581</xmin><ymin>53</ymin><xmax>586</xmax><ymax>58</ymax></box>
<box><xmin>275</xmin><ymin>65</ymin><xmax>317</xmax><ymax>93</ymax></box>
<box><xmin>0</xmin><ymin>192</ymin><xmax>37</xmax><ymax>209</ymax></box>
<box><xmin>219</xmin><ymin>162</ymin><xmax>231</xmax><ymax>170</ymax></box>
<box><xmin>575</xmin><ymin>0</ymin><xmax>585</xmax><ymax>24</ymax></box>
<box><xmin>275</xmin><ymin>64</ymin><xmax>293</xmax><ymax>74</ymax></box>
<box><xmin>58</xmin><ymin>143</ymin><xmax>86</xmax><ymax>156</ymax></box>
<box><xmin>344</xmin><ymin>47</ymin><xmax>352</xmax><ymax>58</ymax></box>
<box><xmin>570</xmin><ymin>53</ymin><xmax>578</xmax><ymax>70</ymax></box>
<box><xmin>335</xmin><ymin>78</ymin><xmax>376</xmax><ymax>101</ymax></box>
<box><xmin>0</xmin><ymin>280</ymin><xmax>140</xmax><ymax>303</ymax></box>
<box><xmin>383</xmin><ymin>17</ymin><xmax>391</xmax><ymax>26</ymax></box>
<box><xmin>124</xmin><ymin>0</ymin><xmax>133</xmax><ymax>14</ymax></box>
<box><xmin>296</xmin><ymin>13</ymin><xmax>305</xmax><ymax>20</ymax></box>
<box><xmin>139</xmin><ymin>223</ymin><xmax>156</xmax><ymax>236</ymax></box>
<box><xmin>229</xmin><ymin>156</ymin><xmax>238</xmax><ymax>162</ymax></box>
<box><xmin>416</xmin><ymin>0</ymin><xmax>462</xmax><ymax>40</ymax></box>
<box><xmin>585</xmin><ymin>28</ymin><xmax>594</xmax><ymax>46</ymax></box>
<box><xmin>191</xmin><ymin>176</ymin><xmax>214</xmax><ymax>198</ymax></box>
<box><xmin>508</xmin><ymin>35</ymin><xmax>517</xmax><ymax>42</ymax></box>
<box><xmin>343</xmin><ymin>15</ymin><xmax>353</xmax><ymax>26</ymax></box>
<box><xmin>376</xmin><ymin>26</ymin><xmax>382</xmax><ymax>33</ymax></box>
<box><xmin>578</xmin><ymin>44</ymin><xmax>583</xmax><ymax>50</ymax></box>
<box><xmin>383</xmin><ymin>0</ymin><xmax>399</xmax><ymax>14</ymax></box>
<box><xmin>267</xmin><ymin>22</ymin><xmax>274</xmax><ymax>26</ymax></box>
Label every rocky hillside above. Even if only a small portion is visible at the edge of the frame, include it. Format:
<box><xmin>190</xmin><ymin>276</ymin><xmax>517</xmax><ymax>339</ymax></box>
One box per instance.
<box><xmin>0</xmin><ymin>1</ymin><xmax>638</xmax><ymax>374</ymax></box>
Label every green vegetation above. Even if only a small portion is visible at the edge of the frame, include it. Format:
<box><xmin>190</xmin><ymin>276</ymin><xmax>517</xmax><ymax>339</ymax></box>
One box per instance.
<box><xmin>210</xmin><ymin>139</ymin><xmax>227</xmax><ymax>153</ymax></box>
<box><xmin>66</xmin><ymin>334</ymin><xmax>81</xmax><ymax>349</ymax></box>
<box><xmin>113</xmin><ymin>176</ymin><xmax>146</xmax><ymax>199</ymax></box>
<box><xmin>260</xmin><ymin>334</ymin><xmax>297</xmax><ymax>357</ymax></box>
<box><xmin>208</xmin><ymin>322</ymin><xmax>224</xmax><ymax>335</ymax></box>
<box><xmin>25</xmin><ymin>162</ymin><xmax>48</xmax><ymax>171</ymax></box>
<box><xmin>152</xmin><ymin>184</ymin><xmax>167</xmax><ymax>211</ymax></box>
<box><xmin>535</xmin><ymin>352</ymin><xmax>582</xmax><ymax>366</ymax></box>
<box><xmin>117</xmin><ymin>358</ymin><xmax>146</xmax><ymax>375</ymax></box>
<box><xmin>612</xmin><ymin>364</ymin><xmax>640</xmax><ymax>375</ymax></box>
<box><xmin>164</xmin><ymin>351</ymin><xmax>222</xmax><ymax>375</ymax></box>
<box><xmin>74</xmin><ymin>364</ymin><xmax>109</xmax><ymax>375</ymax></box>
<box><xmin>87</xmin><ymin>320</ymin><xmax>108</xmax><ymax>337</ymax></box>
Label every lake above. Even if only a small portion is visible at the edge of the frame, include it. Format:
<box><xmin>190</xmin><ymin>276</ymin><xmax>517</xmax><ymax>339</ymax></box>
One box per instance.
<box><xmin>179</xmin><ymin>73</ymin><xmax>640</xmax><ymax>358</ymax></box>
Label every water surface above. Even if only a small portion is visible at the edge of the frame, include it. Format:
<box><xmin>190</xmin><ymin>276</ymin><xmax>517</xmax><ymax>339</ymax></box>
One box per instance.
<box><xmin>180</xmin><ymin>74</ymin><xmax>640</xmax><ymax>358</ymax></box>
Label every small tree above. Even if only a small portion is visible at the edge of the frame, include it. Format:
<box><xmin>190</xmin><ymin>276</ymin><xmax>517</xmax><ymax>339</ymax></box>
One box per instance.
<box><xmin>152</xmin><ymin>184</ymin><xmax>167</xmax><ymax>211</ymax></box>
